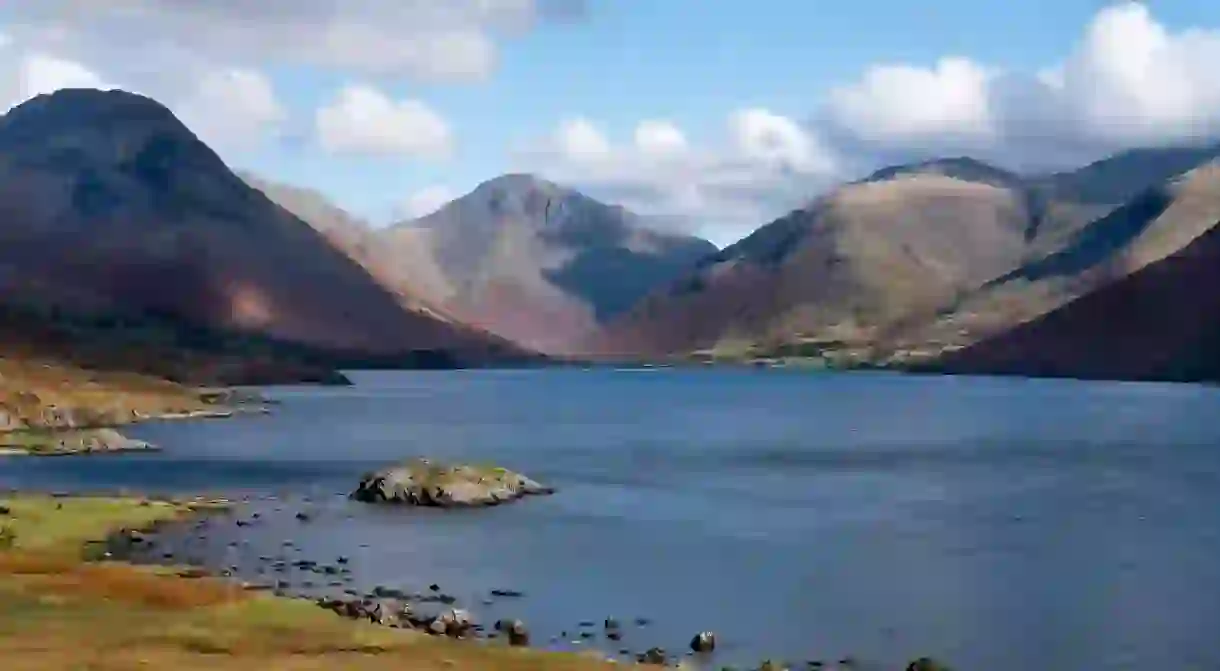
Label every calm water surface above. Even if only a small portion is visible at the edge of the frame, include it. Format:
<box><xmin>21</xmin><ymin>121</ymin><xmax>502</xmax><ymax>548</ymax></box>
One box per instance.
<box><xmin>4</xmin><ymin>369</ymin><xmax>1220</xmax><ymax>670</ymax></box>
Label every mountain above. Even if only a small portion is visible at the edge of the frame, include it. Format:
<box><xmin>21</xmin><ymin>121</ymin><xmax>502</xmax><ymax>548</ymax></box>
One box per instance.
<box><xmin>598</xmin><ymin>159</ymin><xmax>1035</xmax><ymax>356</ymax></box>
<box><xmin>375</xmin><ymin>174</ymin><xmax>717</xmax><ymax>354</ymax></box>
<box><xmin>879</xmin><ymin>158</ymin><xmax>1220</xmax><ymax>361</ymax></box>
<box><xmin>933</xmin><ymin>212</ymin><xmax>1220</xmax><ymax>383</ymax></box>
<box><xmin>601</xmin><ymin>147</ymin><xmax>1220</xmax><ymax>363</ymax></box>
<box><xmin>0</xmin><ymin>88</ymin><xmax>527</xmax><ymax>376</ymax></box>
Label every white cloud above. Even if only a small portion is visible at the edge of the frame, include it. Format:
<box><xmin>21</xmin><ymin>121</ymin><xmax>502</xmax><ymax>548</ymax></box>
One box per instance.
<box><xmin>819</xmin><ymin>2</ymin><xmax>1220</xmax><ymax>168</ymax></box>
<box><xmin>633</xmin><ymin>120</ymin><xmax>688</xmax><ymax>157</ymax></box>
<box><xmin>400</xmin><ymin>185</ymin><xmax>456</xmax><ymax>219</ymax></box>
<box><xmin>827</xmin><ymin>57</ymin><xmax>995</xmax><ymax>145</ymax></box>
<box><xmin>519</xmin><ymin>110</ymin><xmax>837</xmax><ymax>245</ymax></box>
<box><xmin>554</xmin><ymin>117</ymin><xmax>611</xmax><ymax>161</ymax></box>
<box><xmin>1049</xmin><ymin>1</ymin><xmax>1220</xmax><ymax>146</ymax></box>
<box><xmin>729</xmin><ymin>108</ymin><xmax>834</xmax><ymax>172</ymax></box>
<box><xmin>315</xmin><ymin>84</ymin><xmax>452</xmax><ymax>158</ymax></box>
<box><xmin>174</xmin><ymin>68</ymin><xmax>284</xmax><ymax>148</ymax></box>
<box><xmin>3</xmin><ymin>0</ymin><xmax>586</xmax><ymax>82</ymax></box>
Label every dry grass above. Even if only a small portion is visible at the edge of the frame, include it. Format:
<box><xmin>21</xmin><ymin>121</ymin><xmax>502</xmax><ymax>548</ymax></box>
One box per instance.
<box><xmin>0</xmin><ymin>494</ymin><xmax>618</xmax><ymax>671</ymax></box>
<box><xmin>0</xmin><ymin>353</ymin><xmax>208</xmax><ymax>433</ymax></box>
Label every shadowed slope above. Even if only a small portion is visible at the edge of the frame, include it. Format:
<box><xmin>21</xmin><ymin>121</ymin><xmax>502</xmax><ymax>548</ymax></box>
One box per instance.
<box><xmin>0</xmin><ymin>89</ymin><xmax>527</xmax><ymax>370</ymax></box>
<box><xmin>883</xmin><ymin>161</ymin><xmax>1220</xmax><ymax>357</ymax></box>
<box><xmin>934</xmin><ymin>214</ymin><xmax>1220</xmax><ymax>382</ymax></box>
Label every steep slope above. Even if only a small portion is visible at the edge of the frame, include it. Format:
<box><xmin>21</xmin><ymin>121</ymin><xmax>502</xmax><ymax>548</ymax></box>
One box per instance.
<box><xmin>239</xmin><ymin>174</ymin><xmax>455</xmax><ymax>318</ymax></box>
<box><xmin>0</xmin><ymin>88</ymin><xmax>525</xmax><ymax>369</ymax></box>
<box><xmin>382</xmin><ymin>174</ymin><xmax>716</xmax><ymax>353</ymax></box>
<box><xmin>1020</xmin><ymin>143</ymin><xmax>1220</xmax><ymax>254</ymax></box>
<box><xmin>883</xmin><ymin>160</ymin><xmax>1220</xmax><ymax>360</ymax></box>
<box><xmin>600</xmin><ymin>159</ymin><xmax>1033</xmax><ymax>356</ymax></box>
<box><xmin>934</xmin><ymin>214</ymin><xmax>1220</xmax><ymax>383</ymax></box>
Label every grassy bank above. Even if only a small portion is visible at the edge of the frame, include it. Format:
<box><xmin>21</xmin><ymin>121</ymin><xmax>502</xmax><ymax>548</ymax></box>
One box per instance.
<box><xmin>0</xmin><ymin>494</ymin><xmax>614</xmax><ymax>671</ymax></box>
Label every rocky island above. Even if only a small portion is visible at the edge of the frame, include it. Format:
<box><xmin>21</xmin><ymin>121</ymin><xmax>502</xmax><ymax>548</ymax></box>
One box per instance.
<box><xmin>352</xmin><ymin>459</ymin><xmax>555</xmax><ymax>508</ymax></box>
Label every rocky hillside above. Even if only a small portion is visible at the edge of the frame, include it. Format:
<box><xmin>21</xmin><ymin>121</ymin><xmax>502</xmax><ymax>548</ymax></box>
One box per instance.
<box><xmin>252</xmin><ymin>172</ymin><xmax>716</xmax><ymax>355</ymax></box>
<box><xmin>878</xmin><ymin>160</ymin><xmax>1220</xmax><ymax>359</ymax></box>
<box><xmin>0</xmin><ymin>88</ymin><xmax>528</xmax><ymax>373</ymax></box>
<box><xmin>600</xmin><ymin>147</ymin><xmax>1220</xmax><ymax>365</ymax></box>
<box><xmin>598</xmin><ymin>159</ymin><xmax>1035</xmax><ymax>356</ymax></box>
<box><xmin>383</xmin><ymin>175</ymin><xmax>715</xmax><ymax>354</ymax></box>
<box><xmin>933</xmin><ymin>213</ymin><xmax>1220</xmax><ymax>382</ymax></box>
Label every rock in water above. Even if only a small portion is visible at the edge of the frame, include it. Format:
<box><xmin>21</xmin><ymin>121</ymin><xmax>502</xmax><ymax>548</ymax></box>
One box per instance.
<box><xmin>351</xmin><ymin>458</ymin><xmax>555</xmax><ymax>508</ymax></box>
<box><xmin>690</xmin><ymin>631</ymin><xmax>716</xmax><ymax>652</ymax></box>
<box><xmin>905</xmin><ymin>658</ymin><xmax>952</xmax><ymax>671</ymax></box>
<box><xmin>638</xmin><ymin>648</ymin><xmax>667</xmax><ymax>665</ymax></box>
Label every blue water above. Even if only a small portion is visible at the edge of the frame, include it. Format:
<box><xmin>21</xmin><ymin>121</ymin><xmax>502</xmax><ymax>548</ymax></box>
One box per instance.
<box><xmin>4</xmin><ymin>369</ymin><xmax>1220</xmax><ymax>670</ymax></box>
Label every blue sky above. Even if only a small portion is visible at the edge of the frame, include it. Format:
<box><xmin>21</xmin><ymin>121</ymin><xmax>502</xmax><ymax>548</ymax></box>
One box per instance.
<box><xmin>3</xmin><ymin>1</ymin><xmax>1220</xmax><ymax>244</ymax></box>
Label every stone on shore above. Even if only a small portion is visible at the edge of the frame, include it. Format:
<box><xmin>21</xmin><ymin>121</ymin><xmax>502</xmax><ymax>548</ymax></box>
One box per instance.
<box><xmin>351</xmin><ymin>458</ymin><xmax>554</xmax><ymax>508</ymax></box>
<box><xmin>495</xmin><ymin>618</ymin><xmax>531</xmax><ymax>646</ymax></box>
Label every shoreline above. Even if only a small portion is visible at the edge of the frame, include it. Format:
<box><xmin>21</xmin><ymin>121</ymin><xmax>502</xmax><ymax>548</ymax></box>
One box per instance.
<box><xmin>0</xmin><ymin>491</ymin><xmax>625</xmax><ymax>671</ymax></box>
<box><xmin>1</xmin><ymin>387</ymin><xmax>949</xmax><ymax>670</ymax></box>
<box><xmin>0</xmin><ymin>389</ymin><xmax>271</xmax><ymax>457</ymax></box>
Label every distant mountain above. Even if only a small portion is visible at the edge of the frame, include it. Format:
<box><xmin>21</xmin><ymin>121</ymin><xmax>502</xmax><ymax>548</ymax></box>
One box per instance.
<box><xmin>599</xmin><ymin>160</ymin><xmax>1034</xmax><ymax>356</ymax></box>
<box><xmin>600</xmin><ymin>145</ymin><xmax>1220</xmax><ymax>366</ymax></box>
<box><xmin>934</xmin><ymin>212</ymin><xmax>1220</xmax><ymax>383</ymax></box>
<box><xmin>380</xmin><ymin>174</ymin><xmax>717</xmax><ymax>354</ymax></box>
<box><xmin>0</xmin><ymin>88</ymin><xmax>529</xmax><ymax>377</ymax></box>
<box><xmin>879</xmin><ymin>159</ymin><xmax>1220</xmax><ymax>360</ymax></box>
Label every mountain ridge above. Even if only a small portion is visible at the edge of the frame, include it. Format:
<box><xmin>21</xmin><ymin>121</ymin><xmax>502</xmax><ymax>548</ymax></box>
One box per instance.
<box><xmin>0</xmin><ymin>88</ymin><xmax>532</xmax><ymax>378</ymax></box>
<box><xmin>598</xmin><ymin>145</ymin><xmax>1220</xmax><ymax>372</ymax></box>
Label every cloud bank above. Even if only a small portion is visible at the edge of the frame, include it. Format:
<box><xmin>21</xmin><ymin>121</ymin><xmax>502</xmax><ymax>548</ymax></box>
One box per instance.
<box><xmin>519</xmin><ymin>2</ymin><xmax>1220</xmax><ymax>243</ymax></box>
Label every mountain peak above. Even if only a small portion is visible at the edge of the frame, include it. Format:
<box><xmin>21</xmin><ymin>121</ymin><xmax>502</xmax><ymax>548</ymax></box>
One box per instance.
<box><xmin>472</xmin><ymin>173</ymin><xmax>565</xmax><ymax>197</ymax></box>
<box><xmin>2</xmin><ymin>88</ymin><xmax>182</xmax><ymax>132</ymax></box>
<box><xmin>0</xmin><ymin>86</ymin><xmax>238</xmax><ymax>203</ymax></box>
<box><xmin>862</xmin><ymin>156</ymin><xmax>1021</xmax><ymax>188</ymax></box>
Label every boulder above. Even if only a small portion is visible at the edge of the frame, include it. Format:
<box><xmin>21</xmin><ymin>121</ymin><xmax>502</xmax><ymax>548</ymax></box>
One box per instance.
<box><xmin>495</xmin><ymin>618</ymin><xmax>530</xmax><ymax>646</ymax></box>
<box><xmin>368</xmin><ymin>599</ymin><xmax>408</xmax><ymax>627</ymax></box>
<box><xmin>638</xmin><ymin>647</ymin><xmax>668</xmax><ymax>665</ymax></box>
<box><xmin>690</xmin><ymin>631</ymin><xmax>716</xmax><ymax>652</ymax></box>
<box><xmin>352</xmin><ymin>459</ymin><xmax>554</xmax><ymax>508</ymax></box>
<box><xmin>434</xmin><ymin>608</ymin><xmax>474</xmax><ymax>637</ymax></box>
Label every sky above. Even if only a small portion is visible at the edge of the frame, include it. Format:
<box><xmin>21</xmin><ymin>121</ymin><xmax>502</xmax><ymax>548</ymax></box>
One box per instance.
<box><xmin>2</xmin><ymin>1</ymin><xmax>1220</xmax><ymax>246</ymax></box>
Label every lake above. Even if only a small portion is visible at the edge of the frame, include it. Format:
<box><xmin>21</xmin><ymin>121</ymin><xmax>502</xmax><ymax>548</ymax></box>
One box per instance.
<box><xmin>4</xmin><ymin>369</ymin><xmax>1220</xmax><ymax>670</ymax></box>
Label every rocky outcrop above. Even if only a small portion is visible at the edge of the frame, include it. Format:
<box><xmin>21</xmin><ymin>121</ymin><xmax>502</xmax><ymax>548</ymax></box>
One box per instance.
<box><xmin>0</xmin><ymin>428</ymin><xmax>154</xmax><ymax>456</ymax></box>
<box><xmin>351</xmin><ymin>459</ymin><xmax>554</xmax><ymax>508</ymax></box>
